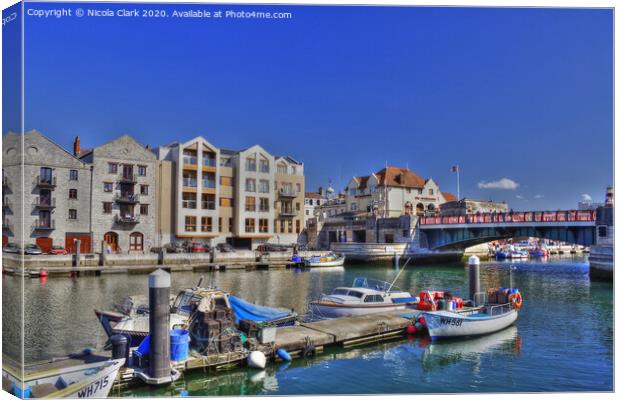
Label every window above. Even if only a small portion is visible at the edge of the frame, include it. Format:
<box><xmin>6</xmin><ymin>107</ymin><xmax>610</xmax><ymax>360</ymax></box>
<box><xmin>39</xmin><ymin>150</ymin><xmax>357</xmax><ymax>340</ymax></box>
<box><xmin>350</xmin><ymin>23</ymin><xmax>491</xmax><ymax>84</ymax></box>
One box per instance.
<box><xmin>69</xmin><ymin>189</ymin><xmax>77</xmax><ymax>199</ymax></box>
<box><xmin>129</xmin><ymin>232</ymin><xmax>144</xmax><ymax>251</ymax></box>
<box><xmin>245</xmin><ymin>178</ymin><xmax>256</xmax><ymax>192</ymax></box>
<box><xmin>229</xmin><ymin>218</ymin><xmax>234</xmax><ymax>232</ymax></box>
<box><xmin>220</xmin><ymin>156</ymin><xmax>231</xmax><ymax>167</ymax></box>
<box><xmin>103</xmin><ymin>202</ymin><xmax>112</xmax><ymax>214</ymax></box>
<box><xmin>277</xmin><ymin>163</ymin><xmax>287</xmax><ymax>174</ymax></box>
<box><xmin>296</xmin><ymin>183</ymin><xmax>301</xmax><ymax>193</ymax></box>
<box><xmin>598</xmin><ymin>226</ymin><xmax>608</xmax><ymax>238</ymax></box>
<box><xmin>296</xmin><ymin>202</ymin><xmax>300</xmax><ymax>211</ymax></box>
<box><xmin>429</xmin><ymin>189</ymin><xmax>434</xmax><ymax>195</ymax></box>
<box><xmin>273</xmin><ymin>219</ymin><xmax>278</xmax><ymax>232</ymax></box>
<box><xmin>418</xmin><ymin>189</ymin><xmax>423</xmax><ymax>195</ymax></box>
<box><xmin>351</xmin><ymin>203</ymin><xmax>358</xmax><ymax>211</ymax></box>
<box><xmin>288</xmin><ymin>220</ymin><xmax>293</xmax><ymax>233</ymax></box>
<box><xmin>69</xmin><ymin>170</ymin><xmax>78</xmax><ymax>181</ymax></box>
<box><xmin>296</xmin><ymin>220</ymin><xmax>301</xmax><ymax>233</ymax></box>
<box><xmin>140</xmin><ymin>185</ymin><xmax>149</xmax><ymax>195</ymax></box>
<box><xmin>245</xmin><ymin>156</ymin><xmax>256</xmax><ymax>171</ymax></box>
<box><xmin>220</xmin><ymin>176</ymin><xmax>233</xmax><ymax>186</ymax></box>
<box><xmin>68</xmin><ymin>209</ymin><xmax>77</xmax><ymax>220</ymax></box>
<box><xmin>183</xmin><ymin>171</ymin><xmax>197</xmax><ymax>187</ymax></box>
<box><xmin>182</xmin><ymin>193</ymin><xmax>197</xmax><ymax>209</ymax></box>
<box><xmin>364</xmin><ymin>295</ymin><xmax>384</xmax><ymax>303</ymax></box>
<box><xmin>245</xmin><ymin>197</ymin><xmax>256</xmax><ymax>212</ymax></box>
<box><xmin>306</xmin><ymin>210</ymin><xmax>310</xmax><ymax>216</ymax></box>
<box><xmin>220</xmin><ymin>197</ymin><xmax>233</xmax><ymax>207</ymax></box>
<box><xmin>218</xmin><ymin>217</ymin><xmax>222</xmax><ymax>232</ymax></box>
<box><xmin>245</xmin><ymin>218</ymin><xmax>255</xmax><ymax>233</ymax></box>
<box><xmin>259</xmin><ymin>198</ymin><xmax>269</xmax><ymax>212</ymax></box>
<box><xmin>108</xmin><ymin>163</ymin><xmax>118</xmax><ymax>174</ymax></box>
<box><xmin>280</xmin><ymin>219</ymin><xmax>285</xmax><ymax>233</ymax></box>
<box><xmin>140</xmin><ymin>204</ymin><xmax>149</xmax><ymax>215</ymax></box>
<box><xmin>259</xmin><ymin>218</ymin><xmax>269</xmax><ymax>233</ymax></box>
<box><xmin>137</xmin><ymin>165</ymin><xmax>147</xmax><ymax>176</ymax></box>
<box><xmin>185</xmin><ymin>216</ymin><xmax>197</xmax><ymax>232</ymax></box>
<box><xmin>201</xmin><ymin>217</ymin><xmax>212</xmax><ymax>232</ymax></box>
<box><xmin>104</xmin><ymin>182</ymin><xmax>114</xmax><ymax>192</ymax></box>
<box><xmin>258</xmin><ymin>179</ymin><xmax>269</xmax><ymax>193</ymax></box>
<box><xmin>259</xmin><ymin>158</ymin><xmax>269</xmax><ymax>173</ymax></box>
<box><xmin>202</xmin><ymin>194</ymin><xmax>215</xmax><ymax>210</ymax></box>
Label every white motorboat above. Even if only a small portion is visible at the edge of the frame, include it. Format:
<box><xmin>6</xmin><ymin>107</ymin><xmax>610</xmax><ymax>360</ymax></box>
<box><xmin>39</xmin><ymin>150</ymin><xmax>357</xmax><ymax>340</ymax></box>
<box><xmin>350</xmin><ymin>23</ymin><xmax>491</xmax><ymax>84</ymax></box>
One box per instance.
<box><xmin>304</xmin><ymin>252</ymin><xmax>345</xmax><ymax>267</ymax></box>
<box><xmin>423</xmin><ymin>303</ymin><xmax>519</xmax><ymax>340</ymax></box>
<box><xmin>309</xmin><ymin>277</ymin><xmax>418</xmax><ymax>318</ymax></box>
<box><xmin>3</xmin><ymin>358</ymin><xmax>124</xmax><ymax>398</ymax></box>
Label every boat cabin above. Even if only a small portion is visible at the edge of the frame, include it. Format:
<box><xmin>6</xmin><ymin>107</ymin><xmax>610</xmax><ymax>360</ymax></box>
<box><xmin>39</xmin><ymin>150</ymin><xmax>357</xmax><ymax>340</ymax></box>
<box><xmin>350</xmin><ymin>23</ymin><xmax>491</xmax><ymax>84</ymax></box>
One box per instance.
<box><xmin>170</xmin><ymin>288</ymin><xmax>231</xmax><ymax>316</ymax></box>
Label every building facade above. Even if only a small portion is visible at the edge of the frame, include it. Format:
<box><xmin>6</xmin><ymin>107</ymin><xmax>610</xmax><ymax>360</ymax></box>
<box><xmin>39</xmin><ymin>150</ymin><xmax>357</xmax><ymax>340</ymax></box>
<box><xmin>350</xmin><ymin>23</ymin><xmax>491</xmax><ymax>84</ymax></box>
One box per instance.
<box><xmin>274</xmin><ymin>156</ymin><xmax>305</xmax><ymax>245</ymax></box>
<box><xmin>344</xmin><ymin>166</ymin><xmax>456</xmax><ymax>217</ymax></box>
<box><xmin>439</xmin><ymin>198</ymin><xmax>509</xmax><ymax>216</ymax></box>
<box><xmin>2</xmin><ymin>131</ymin><xmax>93</xmax><ymax>253</ymax></box>
<box><xmin>80</xmin><ymin>135</ymin><xmax>157</xmax><ymax>253</ymax></box>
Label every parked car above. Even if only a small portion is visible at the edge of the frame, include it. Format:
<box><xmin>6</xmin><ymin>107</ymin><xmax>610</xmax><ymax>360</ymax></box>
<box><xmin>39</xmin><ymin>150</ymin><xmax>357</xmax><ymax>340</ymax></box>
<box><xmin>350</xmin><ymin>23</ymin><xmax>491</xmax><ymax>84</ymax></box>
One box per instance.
<box><xmin>24</xmin><ymin>244</ymin><xmax>43</xmax><ymax>255</ymax></box>
<box><xmin>165</xmin><ymin>242</ymin><xmax>186</xmax><ymax>253</ymax></box>
<box><xmin>48</xmin><ymin>245</ymin><xmax>68</xmax><ymax>255</ymax></box>
<box><xmin>187</xmin><ymin>242</ymin><xmax>210</xmax><ymax>253</ymax></box>
<box><xmin>216</xmin><ymin>243</ymin><xmax>236</xmax><ymax>253</ymax></box>
<box><xmin>256</xmin><ymin>244</ymin><xmax>288</xmax><ymax>253</ymax></box>
<box><xmin>2</xmin><ymin>243</ymin><xmax>21</xmax><ymax>254</ymax></box>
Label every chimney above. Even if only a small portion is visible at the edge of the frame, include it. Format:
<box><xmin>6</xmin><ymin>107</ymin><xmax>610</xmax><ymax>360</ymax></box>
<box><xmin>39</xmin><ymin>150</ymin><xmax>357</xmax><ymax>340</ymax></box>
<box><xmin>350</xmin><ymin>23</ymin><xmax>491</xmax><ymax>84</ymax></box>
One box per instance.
<box><xmin>73</xmin><ymin>136</ymin><xmax>81</xmax><ymax>156</ymax></box>
<box><xmin>318</xmin><ymin>186</ymin><xmax>324</xmax><ymax>196</ymax></box>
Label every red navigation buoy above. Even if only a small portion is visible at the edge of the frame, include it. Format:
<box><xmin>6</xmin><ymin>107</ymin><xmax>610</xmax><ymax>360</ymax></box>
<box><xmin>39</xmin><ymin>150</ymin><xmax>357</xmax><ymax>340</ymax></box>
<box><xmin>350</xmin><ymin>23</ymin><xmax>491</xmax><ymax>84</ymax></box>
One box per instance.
<box><xmin>39</xmin><ymin>269</ymin><xmax>48</xmax><ymax>278</ymax></box>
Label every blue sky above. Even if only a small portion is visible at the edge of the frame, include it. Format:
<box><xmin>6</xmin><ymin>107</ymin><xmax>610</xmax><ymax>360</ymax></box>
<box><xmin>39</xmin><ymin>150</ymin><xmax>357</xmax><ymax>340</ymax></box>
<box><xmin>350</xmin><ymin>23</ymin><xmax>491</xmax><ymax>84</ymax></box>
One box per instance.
<box><xmin>5</xmin><ymin>3</ymin><xmax>613</xmax><ymax>210</ymax></box>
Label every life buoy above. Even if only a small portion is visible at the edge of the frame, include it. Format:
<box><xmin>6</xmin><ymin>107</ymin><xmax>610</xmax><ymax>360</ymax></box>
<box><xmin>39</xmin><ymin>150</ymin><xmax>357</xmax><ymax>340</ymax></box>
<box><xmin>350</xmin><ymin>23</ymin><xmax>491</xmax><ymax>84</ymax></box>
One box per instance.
<box><xmin>509</xmin><ymin>292</ymin><xmax>523</xmax><ymax>310</ymax></box>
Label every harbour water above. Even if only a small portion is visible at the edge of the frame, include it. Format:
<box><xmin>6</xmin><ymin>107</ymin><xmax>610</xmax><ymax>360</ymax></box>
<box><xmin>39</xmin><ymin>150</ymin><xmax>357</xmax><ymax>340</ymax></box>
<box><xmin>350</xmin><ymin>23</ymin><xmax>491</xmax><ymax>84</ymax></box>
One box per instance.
<box><xmin>2</xmin><ymin>256</ymin><xmax>613</xmax><ymax>394</ymax></box>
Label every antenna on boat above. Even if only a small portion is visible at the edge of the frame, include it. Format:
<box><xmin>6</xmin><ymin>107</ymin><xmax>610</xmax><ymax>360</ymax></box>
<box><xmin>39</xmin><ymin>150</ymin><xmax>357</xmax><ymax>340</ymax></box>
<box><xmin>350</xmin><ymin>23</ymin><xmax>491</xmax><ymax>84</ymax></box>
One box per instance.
<box><xmin>386</xmin><ymin>256</ymin><xmax>413</xmax><ymax>293</ymax></box>
<box><xmin>196</xmin><ymin>276</ymin><xmax>204</xmax><ymax>289</ymax></box>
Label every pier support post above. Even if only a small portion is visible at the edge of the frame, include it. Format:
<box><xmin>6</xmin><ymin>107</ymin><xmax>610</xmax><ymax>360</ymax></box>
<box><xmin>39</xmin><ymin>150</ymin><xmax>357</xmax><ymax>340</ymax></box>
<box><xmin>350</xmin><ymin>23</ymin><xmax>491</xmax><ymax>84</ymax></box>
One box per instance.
<box><xmin>468</xmin><ymin>255</ymin><xmax>480</xmax><ymax>305</ymax></box>
<box><xmin>149</xmin><ymin>269</ymin><xmax>171</xmax><ymax>380</ymax></box>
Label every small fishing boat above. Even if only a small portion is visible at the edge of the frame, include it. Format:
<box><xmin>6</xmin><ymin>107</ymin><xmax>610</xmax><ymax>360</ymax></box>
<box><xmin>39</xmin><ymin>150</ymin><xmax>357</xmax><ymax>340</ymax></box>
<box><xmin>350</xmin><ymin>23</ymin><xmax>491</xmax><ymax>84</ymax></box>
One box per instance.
<box><xmin>2</xmin><ymin>358</ymin><xmax>124</xmax><ymax>398</ymax></box>
<box><xmin>494</xmin><ymin>251</ymin><xmax>508</xmax><ymax>260</ymax></box>
<box><xmin>423</xmin><ymin>289</ymin><xmax>522</xmax><ymax>340</ymax></box>
<box><xmin>309</xmin><ymin>277</ymin><xmax>418</xmax><ymax>318</ymax></box>
<box><xmin>304</xmin><ymin>252</ymin><xmax>345</xmax><ymax>267</ymax></box>
<box><xmin>508</xmin><ymin>250</ymin><xmax>529</xmax><ymax>259</ymax></box>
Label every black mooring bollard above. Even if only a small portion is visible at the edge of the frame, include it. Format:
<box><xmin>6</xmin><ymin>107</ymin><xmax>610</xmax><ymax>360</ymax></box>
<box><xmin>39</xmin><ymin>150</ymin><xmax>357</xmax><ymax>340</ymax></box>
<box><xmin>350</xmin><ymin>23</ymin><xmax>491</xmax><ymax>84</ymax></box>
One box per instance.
<box><xmin>468</xmin><ymin>255</ymin><xmax>480</xmax><ymax>305</ymax></box>
<box><xmin>148</xmin><ymin>269</ymin><xmax>171</xmax><ymax>380</ymax></box>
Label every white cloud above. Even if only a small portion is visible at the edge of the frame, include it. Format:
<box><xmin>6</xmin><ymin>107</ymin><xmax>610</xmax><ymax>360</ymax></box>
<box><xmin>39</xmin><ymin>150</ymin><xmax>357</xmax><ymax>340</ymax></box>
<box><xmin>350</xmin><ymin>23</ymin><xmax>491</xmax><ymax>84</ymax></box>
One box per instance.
<box><xmin>581</xmin><ymin>193</ymin><xmax>592</xmax><ymax>202</ymax></box>
<box><xmin>478</xmin><ymin>178</ymin><xmax>520</xmax><ymax>190</ymax></box>
<box><xmin>515</xmin><ymin>195</ymin><xmax>526</xmax><ymax>200</ymax></box>
<box><xmin>534</xmin><ymin>194</ymin><xmax>544</xmax><ymax>199</ymax></box>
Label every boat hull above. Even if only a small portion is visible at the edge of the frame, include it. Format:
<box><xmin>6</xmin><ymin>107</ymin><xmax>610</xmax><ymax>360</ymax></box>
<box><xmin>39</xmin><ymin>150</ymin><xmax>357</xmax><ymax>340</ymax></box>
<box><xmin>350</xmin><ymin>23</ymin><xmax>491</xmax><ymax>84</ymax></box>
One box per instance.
<box><xmin>304</xmin><ymin>256</ymin><xmax>345</xmax><ymax>268</ymax></box>
<box><xmin>423</xmin><ymin>309</ymin><xmax>518</xmax><ymax>340</ymax></box>
<box><xmin>310</xmin><ymin>301</ymin><xmax>408</xmax><ymax>318</ymax></box>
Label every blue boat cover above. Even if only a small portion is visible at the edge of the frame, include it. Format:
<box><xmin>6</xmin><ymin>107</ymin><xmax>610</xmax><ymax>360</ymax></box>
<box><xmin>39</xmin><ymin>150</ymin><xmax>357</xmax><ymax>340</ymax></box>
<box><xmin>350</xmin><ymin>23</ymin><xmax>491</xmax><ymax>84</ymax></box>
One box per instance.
<box><xmin>392</xmin><ymin>297</ymin><xmax>419</xmax><ymax>304</ymax></box>
<box><xmin>229</xmin><ymin>295</ymin><xmax>294</xmax><ymax>324</ymax></box>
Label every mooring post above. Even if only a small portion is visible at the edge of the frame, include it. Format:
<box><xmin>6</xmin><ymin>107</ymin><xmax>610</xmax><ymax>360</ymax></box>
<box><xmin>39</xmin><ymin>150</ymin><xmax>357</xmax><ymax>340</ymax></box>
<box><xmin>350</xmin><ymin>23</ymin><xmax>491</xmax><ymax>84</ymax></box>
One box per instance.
<box><xmin>148</xmin><ymin>268</ymin><xmax>171</xmax><ymax>380</ymax></box>
<box><xmin>73</xmin><ymin>239</ymin><xmax>81</xmax><ymax>267</ymax></box>
<box><xmin>468</xmin><ymin>255</ymin><xmax>480</xmax><ymax>305</ymax></box>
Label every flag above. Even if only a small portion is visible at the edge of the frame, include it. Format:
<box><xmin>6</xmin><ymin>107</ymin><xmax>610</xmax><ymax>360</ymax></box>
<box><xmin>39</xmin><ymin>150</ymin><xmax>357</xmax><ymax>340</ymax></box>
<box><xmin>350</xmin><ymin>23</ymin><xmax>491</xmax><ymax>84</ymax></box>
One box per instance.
<box><xmin>450</xmin><ymin>165</ymin><xmax>459</xmax><ymax>173</ymax></box>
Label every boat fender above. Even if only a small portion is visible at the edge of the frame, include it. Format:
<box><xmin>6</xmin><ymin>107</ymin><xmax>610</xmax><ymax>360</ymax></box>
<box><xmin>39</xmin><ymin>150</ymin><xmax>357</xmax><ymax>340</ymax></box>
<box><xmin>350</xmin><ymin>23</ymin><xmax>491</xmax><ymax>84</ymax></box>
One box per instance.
<box><xmin>406</xmin><ymin>325</ymin><xmax>416</xmax><ymax>334</ymax></box>
<box><xmin>248</xmin><ymin>351</ymin><xmax>267</xmax><ymax>369</ymax></box>
<box><xmin>276</xmin><ymin>348</ymin><xmax>292</xmax><ymax>362</ymax></box>
<box><xmin>418</xmin><ymin>315</ymin><xmax>426</xmax><ymax>326</ymax></box>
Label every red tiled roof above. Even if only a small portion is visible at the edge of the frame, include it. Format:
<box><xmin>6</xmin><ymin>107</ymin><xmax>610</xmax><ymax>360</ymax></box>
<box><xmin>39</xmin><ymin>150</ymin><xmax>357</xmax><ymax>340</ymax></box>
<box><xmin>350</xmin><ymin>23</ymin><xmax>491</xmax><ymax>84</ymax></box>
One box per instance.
<box><xmin>305</xmin><ymin>192</ymin><xmax>323</xmax><ymax>199</ymax></box>
<box><xmin>375</xmin><ymin>167</ymin><xmax>425</xmax><ymax>189</ymax></box>
<box><xmin>442</xmin><ymin>192</ymin><xmax>457</xmax><ymax>202</ymax></box>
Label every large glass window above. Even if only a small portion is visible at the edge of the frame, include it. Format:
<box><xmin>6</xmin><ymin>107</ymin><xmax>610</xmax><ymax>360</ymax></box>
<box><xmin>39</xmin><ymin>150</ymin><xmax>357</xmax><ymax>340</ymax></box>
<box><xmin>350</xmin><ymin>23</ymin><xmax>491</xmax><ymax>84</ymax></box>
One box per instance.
<box><xmin>185</xmin><ymin>216</ymin><xmax>197</xmax><ymax>232</ymax></box>
<box><xmin>202</xmin><ymin>194</ymin><xmax>215</xmax><ymax>210</ymax></box>
<box><xmin>182</xmin><ymin>193</ymin><xmax>197</xmax><ymax>209</ymax></box>
<box><xmin>259</xmin><ymin>157</ymin><xmax>269</xmax><ymax>173</ymax></box>
<box><xmin>245</xmin><ymin>197</ymin><xmax>256</xmax><ymax>212</ymax></box>
<box><xmin>245</xmin><ymin>178</ymin><xmax>256</xmax><ymax>192</ymax></box>
<box><xmin>245</xmin><ymin>156</ymin><xmax>256</xmax><ymax>171</ymax></box>
<box><xmin>245</xmin><ymin>218</ymin><xmax>255</xmax><ymax>233</ymax></box>
<box><xmin>259</xmin><ymin>219</ymin><xmax>269</xmax><ymax>233</ymax></box>
<box><xmin>201</xmin><ymin>216</ymin><xmax>212</xmax><ymax>232</ymax></box>
<box><xmin>259</xmin><ymin>198</ymin><xmax>269</xmax><ymax>212</ymax></box>
<box><xmin>258</xmin><ymin>179</ymin><xmax>269</xmax><ymax>193</ymax></box>
<box><xmin>129</xmin><ymin>232</ymin><xmax>144</xmax><ymax>251</ymax></box>
<box><xmin>69</xmin><ymin>170</ymin><xmax>78</xmax><ymax>180</ymax></box>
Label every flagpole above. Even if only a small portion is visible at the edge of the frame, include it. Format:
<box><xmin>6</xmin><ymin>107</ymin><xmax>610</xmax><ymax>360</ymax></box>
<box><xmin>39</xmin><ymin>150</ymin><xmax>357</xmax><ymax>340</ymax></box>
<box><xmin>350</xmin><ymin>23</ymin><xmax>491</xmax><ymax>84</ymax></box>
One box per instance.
<box><xmin>457</xmin><ymin>165</ymin><xmax>460</xmax><ymax>200</ymax></box>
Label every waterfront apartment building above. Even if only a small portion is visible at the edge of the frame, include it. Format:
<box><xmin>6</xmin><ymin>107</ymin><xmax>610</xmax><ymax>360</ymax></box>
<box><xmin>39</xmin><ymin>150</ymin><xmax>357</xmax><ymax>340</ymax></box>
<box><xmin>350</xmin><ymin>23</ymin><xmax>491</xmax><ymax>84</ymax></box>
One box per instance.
<box><xmin>344</xmin><ymin>166</ymin><xmax>456</xmax><ymax>218</ymax></box>
<box><xmin>274</xmin><ymin>156</ymin><xmax>305</xmax><ymax>245</ymax></box>
<box><xmin>2</xmin><ymin>131</ymin><xmax>93</xmax><ymax>253</ymax></box>
<box><xmin>79</xmin><ymin>135</ymin><xmax>158</xmax><ymax>253</ymax></box>
<box><xmin>156</xmin><ymin>139</ymin><xmax>305</xmax><ymax>249</ymax></box>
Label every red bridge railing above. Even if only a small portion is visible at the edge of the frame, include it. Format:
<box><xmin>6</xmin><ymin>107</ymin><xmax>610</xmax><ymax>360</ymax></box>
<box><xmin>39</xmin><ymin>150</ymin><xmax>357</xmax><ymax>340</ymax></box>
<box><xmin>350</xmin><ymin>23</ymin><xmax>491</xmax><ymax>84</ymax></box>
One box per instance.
<box><xmin>419</xmin><ymin>210</ymin><xmax>596</xmax><ymax>225</ymax></box>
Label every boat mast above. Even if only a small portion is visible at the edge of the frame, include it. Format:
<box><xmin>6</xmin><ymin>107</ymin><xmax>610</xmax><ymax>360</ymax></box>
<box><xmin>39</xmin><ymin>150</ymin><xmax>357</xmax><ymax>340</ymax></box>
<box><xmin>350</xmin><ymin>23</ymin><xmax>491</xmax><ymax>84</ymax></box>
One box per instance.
<box><xmin>386</xmin><ymin>256</ymin><xmax>413</xmax><ymax>293</ymax></box>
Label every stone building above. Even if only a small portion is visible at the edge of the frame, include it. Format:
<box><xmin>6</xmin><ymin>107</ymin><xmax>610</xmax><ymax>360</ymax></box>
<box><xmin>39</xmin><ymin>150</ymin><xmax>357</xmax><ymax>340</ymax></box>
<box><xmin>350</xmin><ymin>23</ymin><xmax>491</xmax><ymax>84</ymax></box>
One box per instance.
<box><xmin>344</xmin><ymin>166</ymin><xmax>456</xmax><ymax>217</ymax></box>
<box><xmin>439</xmin><ymin>198</ymin><xmax>509</xmax><ymax>216</ymax></box>
<box><xmin>79</xmin><ymin>135</ymin><xmax>157</xmax><ymax>253</ymax></box>
<box><xmin>2</xmin><ymin>131</ymin><xmax>92</xmax><ymax>252</ymax></box>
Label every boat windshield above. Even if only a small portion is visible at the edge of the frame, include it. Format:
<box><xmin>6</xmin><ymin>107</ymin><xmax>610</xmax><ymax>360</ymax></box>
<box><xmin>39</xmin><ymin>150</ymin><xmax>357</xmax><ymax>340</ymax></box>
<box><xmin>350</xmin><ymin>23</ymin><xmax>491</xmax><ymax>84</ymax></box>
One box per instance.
<box><xmin>352</xmin><ymin>277</ymin><xmax>394</xmax><ymax>292</ymax></box>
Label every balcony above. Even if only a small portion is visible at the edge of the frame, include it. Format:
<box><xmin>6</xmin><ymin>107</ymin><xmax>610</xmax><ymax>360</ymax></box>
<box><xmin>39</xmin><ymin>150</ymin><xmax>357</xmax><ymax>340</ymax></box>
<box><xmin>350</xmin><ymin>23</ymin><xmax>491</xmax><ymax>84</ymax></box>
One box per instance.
<box><xmin>183</xmin><ymin>155</ymin><xmax>198</xmax><ymax>165</ymax></box>
<box><xmin>118</xmin><ymin>173</ymin><xmax>137</xmax><ymax>184</ymax></box>
<box><xmin>114</xmin><ymin>193</ymin><xmax>139</xmax><ymax>204</ymax></box>
<box><xmin>35</xmin><ymin>176</ymin><xmax>57</xmax><ymax>188</ymax></box>
<box><xmin>279</xmin><ymin>188</ymin><xmax>297</xmax><ymax>198</ymax></box>
<box><xmin>32</xmin><ymin>219</ymin><xmax>55</xmax><ymax>230</ymax></box>
<box><xmin>3</xmin><ymin>219</ymin><xmax>12</xmax><ymax>230</ymax></box>
<box><xmin>202</xmin><ymin>157</ymin><xmax>216</xmax><ymax>167</ymax></box>
<box><xmin>2</xmin><ymin>175</ymin><xmax>9</xmax><ymax>188</ymax></box>
<box><xmin>33</xmin><ymin>197</ymin><xmax>56</xmax><ymax>209</ymax></box>
<box><xmin>115</xmin><ymin>214</ymin><xmax>140</xmax><ymax>224</ymax></box>
<box><xmin>3</xmin><ymin>197</ymin><xmax>11</xmax><ymax>209</ymax></box>
<box><xmin>183</xmin><ymin>178</ymin><xmax>197</xmax><ymax>188</ymax></box>
<box><xmin>280</xmin><ymin>208</ymin><xmax>297</xmax><ymax>218</ymax></box>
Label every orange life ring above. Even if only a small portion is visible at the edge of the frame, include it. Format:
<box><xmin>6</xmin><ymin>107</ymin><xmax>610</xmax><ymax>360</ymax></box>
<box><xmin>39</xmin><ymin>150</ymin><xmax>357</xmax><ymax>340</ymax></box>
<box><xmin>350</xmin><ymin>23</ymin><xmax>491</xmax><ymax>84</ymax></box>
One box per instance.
<box><xmin>509</xmin><ymin>292</ymin><xmax>523</xmax><ymax>310</ymax></box>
